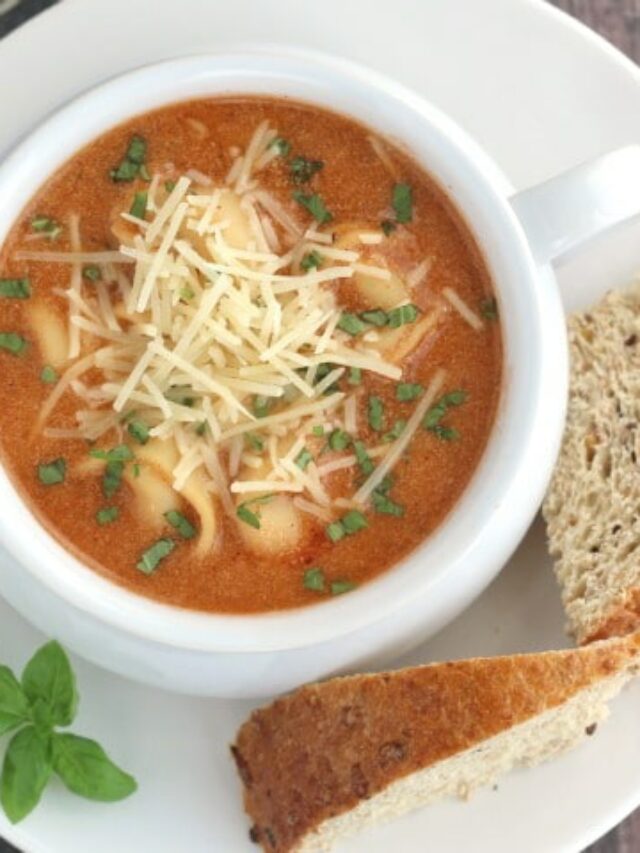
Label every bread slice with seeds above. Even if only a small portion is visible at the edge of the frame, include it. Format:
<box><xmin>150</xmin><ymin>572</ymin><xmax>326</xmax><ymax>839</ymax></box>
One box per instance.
<box><xmin>232</xmin><ymin>635</ymin><xmax>640</xmax><ymax>852</ymax></box>
<box><xmin>543</xmin><ymin>284</ymin><xmax>640</xmax><ymax>644</ymax></box>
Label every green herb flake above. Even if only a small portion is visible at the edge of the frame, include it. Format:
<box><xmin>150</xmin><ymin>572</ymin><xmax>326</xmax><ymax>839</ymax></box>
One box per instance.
<box><xmin>292</xmin><ymin>191</ymin><xmax>333</xmax><ymax>224</ymax></box>
<box><xmin>180</xmin><ymin>286</ymin><xmax>195</xmax><ymax>301</ymax></box>
<box><xmin>396</xmin><ymin>382</ymin><xmax>423</xmax><ymax>402</ymax></box>
<box><xmin>342</xmin><ymin>509</ymin><xmax>368</xmax><ymax>534</ymax></box>
<box><xmin>300</xmin><ymin>250</ymin><xmax>323</xmax><ymax>272</ymax></box>
<box><xmin>294</xmin><ymin>447</ymin><xmax>313</xmax><ymax>471</ymax></box>
<box><xmin>303</xmin><ymin>567</ymin><xmax>326</xmax><ymax>592</ymax></box>
<box><xmin>31</xmin><ymin>216</ymin><xmax>62</xmax><ymax>239</ymax></box>
<box><xmin>328</xmin><ymin>429</ymin><xmax>351</xmax><ymax>452</ymax></box>
<box><xmin>96</xmin><ymin>507</ymin><xmax>119</xmax><ymax>526</ymax></box>
<box><xmin>310</xmin><ymin>425</ymin><xmax>324</xmax><ymax>438</ymax></box>
<box><xmin>387</xmin><ymin>303</ymin><xmax>420</xmax><ymax>328</ymax></box>
<box><xmin>0</xmin><ymin>333</ymin><xmax>28</xmax><ymax>356</ymax></box>
<box><xmin>245</xmin><ymin>432</ymin><xmax>265</xmax><ymax>452</ymax></box>
<box><xmin>0</xmin><ymin>279</ymin><xmax>31</xmax><ymax>300</ymax></box>
<box><xmin>431</xmin><ymin>425</ymin><xmax>460</xmax><ymax>441</ymax></box>
<box><xmin>480</xmin><ymin>297</ymin><xmax>498</xmax><ymax>320</ymax></box>
<box><xmin>164</xmin><ymin>180</ymin><xmax>176</xmax><ymax>193</ymax></box>
<box><xmin>330</xmin><ymin>580</ymin><xmax>357</xmax><ymax>596</ymax></box>
<box><xmin>360</xmin><ymin>309</ymin><xmax>388</xmax><ymax>327</ymax></box>
<box><xmin>127</xmin><ymin>420</ymin><xmax>149</xmax><ymax>445</ymax></box>
<box><xmin>252</xmin><ymin>394</ymin><xmax>272</xmax><ymax>419</ymax></box>
<box><xmin>423</xmin><ymin>389</ymin><xmax>468</xmax><ymax>437</ymax></box>
<box><xmin>372</xmin><ymin>491</ymin><xmax>405</xmax><ymax>516</ymax></box>
<box><xmin>353</xmin><ymin>440</ymin><xmax>374</xmax><ymax>475</ymax></box>
<box><xmin>37</xmin><ymin>458</ymin><xmax>66</xmax><ymax>486</ymax></box>
<box><xmin>236</xmin><ymin>505</ymin><xmax>261</xmax><ymax>530</ymax></box>
<box><xmin>136</xmin><ymin>538</ymin><xmax>175</xmax><ymax>574</ymax></box>
<box><xmin>392</xmin><ymin>183</ymin><xmax>413</xmax><ymax>223</ymax></box>
<box><xmin>326</xmin><ymin>521</ymin><xmax>346</xmax><ymax>543</ymax></box>
<box><xmin>368</xmin><ymin>396</ymin><xmax>384</xmax><ymax>432</ymax></box>
<box><xmin>129</xmin><ymin>191</ymin><xmax>147</xmax><ymax>220</ymax></box>
<box><xmin>132</xmin><ymin>463</ymin><xmax>140</xmax><ymax>478</ymax></box>
<box><xmin>381</xmin><ymin>219</ymin><xmax>397</xmax><ymax>236</ymax></box>
<box><xmin>40</xmin><ymin>365</ymin><xmax>58</xmax><ymax>384</ymax></box>
<box><xmin>348</xmin><ymin>367</ymin><xmax>362</xmax><ymax>385</ymax></box>
<box><xmin>102</xmin><ymin>461</ymin><xmax>124</xmax><ymax>499</ymax></box>
<box><xmin>194</xmin><ymin>421</ymin><xmax>209</xmax><ymax>437</ymax></box>
<box><xmin>110</xmin><ymin>135</ymin><xmax>147</xmax><ymax>183</ymax></box>
<box><xmin>290</xmin><ymin>156</ymin><xmax>324</xmax><ymax>185</ymax></box>
<box><xmin>269</xmin><ymin>137</ymin><xmax>291</xmax><ymax>157</ymax></box>
<box><xmin>139</xmin><ymin>164</ymin><xmax>151</xmax><ymax>182</ymax></box>
<box><xmin>82</xmin><ymin>265</ymin><xmax>102</xmax><ymax>282</ymax></box>
<box><xmin>337</xmin><ymin>312</ymin><xmax>367</xmax><ymax>336</ymax></box>
<box><xmin>164</xmin><ymin>510</ymin><xmax>196</xmax><ymax>540</ymax></box>
<box><xmin>383</xmin><ymin>419</ymin><xmax>407</xmax><ymax>443</ymax></box>
<box><xmin>89</xmin><ymin>444</ymin><xmax>134</xmax><ymax>463</ymax></box>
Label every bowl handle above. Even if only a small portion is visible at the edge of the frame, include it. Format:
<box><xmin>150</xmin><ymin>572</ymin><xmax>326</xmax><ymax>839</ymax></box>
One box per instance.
<box><xmin>510</xmin><ymin>145</ymin><xmax>640</xmax><ymax>263</ymax></box>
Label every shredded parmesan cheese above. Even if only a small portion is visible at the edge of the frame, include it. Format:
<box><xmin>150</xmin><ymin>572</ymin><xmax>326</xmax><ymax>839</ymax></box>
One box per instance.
<box><xmin>442</xmin><ymin>287</ymin><xmax>484</xmax><ymax>331</ymax></box>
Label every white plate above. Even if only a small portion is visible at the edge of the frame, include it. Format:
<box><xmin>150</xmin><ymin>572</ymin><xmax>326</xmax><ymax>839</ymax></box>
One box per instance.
<box><xmin>1</xmin><ymin>0</ymin><xmax>640</xmax><ymax>850</ymax></box>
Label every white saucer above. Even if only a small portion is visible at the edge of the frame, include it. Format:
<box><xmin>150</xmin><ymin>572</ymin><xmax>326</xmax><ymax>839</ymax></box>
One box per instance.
<box><xmin>1</xmin><ymin>1</ymin><xmax>640</xmax><ymax>850</ymax></box>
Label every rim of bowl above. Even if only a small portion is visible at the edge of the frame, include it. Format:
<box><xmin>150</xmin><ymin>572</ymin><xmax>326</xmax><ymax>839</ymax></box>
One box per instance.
<box><xmin>0</xmin><ymin>46</ymin><xmax>568</xmax><ymax>653</ymax></box>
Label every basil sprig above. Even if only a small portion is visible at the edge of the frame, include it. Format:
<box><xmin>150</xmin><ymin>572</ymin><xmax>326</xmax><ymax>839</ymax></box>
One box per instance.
<box><xmin>0</xmin><ymin>641</ymin><xmax>136</xmax><ymax>823</ymax></box>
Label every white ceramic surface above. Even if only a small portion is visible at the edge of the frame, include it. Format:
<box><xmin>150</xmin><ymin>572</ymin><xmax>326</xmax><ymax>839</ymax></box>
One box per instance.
<box><xmin>1</xmin><ymin>0</ymin><xmax>640</xmax><ymax>850</ymax></box>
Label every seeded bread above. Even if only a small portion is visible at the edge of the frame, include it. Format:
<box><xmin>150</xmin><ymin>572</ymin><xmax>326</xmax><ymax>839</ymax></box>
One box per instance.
<box><xmin>543</xmin><ymin>284</ymin><xmax>640</xmax><ymax>644</ymax></box>
<box><xmin>232</xmin><ymin>635</ymin><xmax>640</xmax><ymax>852</ymax></box>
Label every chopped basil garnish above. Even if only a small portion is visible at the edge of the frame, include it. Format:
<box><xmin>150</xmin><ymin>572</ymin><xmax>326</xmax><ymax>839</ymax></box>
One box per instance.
<box><xmin>164</xmin><ymin>510</ymin><xmax>196</xmax><ymax>540</ymax></box>
<box><xmin>89</xmin><ymin>444</ymin><xmax>134</xmax><ymax>463</ymax></box>
<box><xmin>360</xmin><ymin>308</ymin><xmax>388</xmax><ymax>327</ymax></box>
<box><xmin>303</xmin><ymin>567</ymin><xmax>326</xmax><ymax>592</ymax></box>
<box><xmin>164</xmin><ymin>180</ymin><xmax>176</xmax><ymax>193</ymax></box>
<box><xmin>300</xmin><ymin>250</ymin><xmax>323</xmax><ymax>272</ymax></box>
<box><xmin>387</xmin><ymin>303</ymin><xmax>420</xmax><ymax>328</ymax></box>
<box><xmin>269</xmin><ymin>137</ymin><xmax>291</xmax><ymax>157</ymax></box>
<box><xmin>392</xmin><ymin>183</ymin><xmax>413</xmax><ymax>223</ymax></box>
<box><xmin>236</xmin><ymin>494</ymin><xmax>274</xmax><ymax>530</ymax></box>
<box><xmin>311</xmin><ymin>425</ymin><xmax>325</xmax><ymax>437</ymax></box>
<box><xmin>295</xmin><ymin>448</ymin><xmax>313</xmax><ymax>470</ymax></box>
<box><xmin>245</xmin><ymin>432</ymin><xmax>265</xmax><ymax>452</ymax></box>
<box><xmin>480</xmin><ymin>297</ymin><xmax>498</xmax><ymax>320</ymax></box>
<box><xmin>381</xmin><ymin>219</ymin><xmax>397</xmax><ymax>236</ymax></box>
<box><xmin>252</xmin><ymin>394</ymin><xmax>272</xmax><ymax>418</ymax></box>
<box><xmin>40</xmin><ymin>365</ymin><xmax>58</xmax><ymax>384</ymax></box>
<box><xmin>31</xmin><ymin>216</ymin><xmax>62</xmax><ymax>239</ymax></box>
<box><xmin>292</xmin><ymin>191</ymin><xmax>333</xmax><ymax>224</ymax></box>
<box><xmin>164</xmin><ymin>385</ymin><xmax>196</xmax><ymax>407</ymax></box>
<box><xmin>372</xmin><ymin>491</ymin><xmax>405</xmax><ymax>516</ymax></box>
<box><xmin>0</xmin><ymin>278</ymin><xmax>31</xmax><ymax>299</ymax></box>
<box><xmin>132</xmin><ymin>463</ymin><xmax>140</xmax><ymax>478</ymax></box>
<box><xmin>180</xmin><ymin>286</ymin><xmax>195</xmax><ymax>301</ymax></box>
<box><xmin>82</xmin><ymin>265</ymin><xmax>102</xmax><ymax>282</ymax></box>
<box><xmin>326</xmin><ymin>521</ymin><xmax>346</xmax><ymax>543</ymax></box>
<box><xmin>37</xmin><ymin>458</ymin><xmax>66</xmax><ymax>486</ymax></box>
<box><xmin>127</xmin><ymin>420</ymin><xmax>149</xmax><ymax>445</ymax></box>
<box><xmin>129</xmin><ymin>191</ymin><xmax>147</xmax><ymax>220</ymax></box>
<box><xmin>290</xmin><ymin>156</ymin><xmax>324</xmax><ymax>185</ymax></box>
<box><xmin>136</xmin><ymin>538</ymin><xmax>175</xmax><ymax>574</ymax></box>
<box><xmin>139</xmin><ymin>164</ymin><xmax>151</xmax><ymax>182</ymax></box>
<box><xmin>342</xmin><ymin>509</ymin><xmax>368</xmax><ymax>533</ymax></box>
<box><xmin>102</xmin><ymin>462</ymin><xmax>124</xmax><ymax>499</ymax></box>
<box><xmin>330</xmin><ymin>580</ymin><xmax>357</xmax><ymax>596</ymax></box>
<box><xmin>368</xmin><ymin>396</ymin><xmax>384</xmax><ymax>432</ymax></box>
<box><xmin>328</xmin><ymin>429</ymin><xmax>351</xmax><ymax>451</ymax></box>
<box><xmin>353</xmin><ymin>440</ymin><xmax>374</xmax><ymax>475</ymax></box>
<box><xmin>383</xmin><ymin>419</ymin><xmax>407</xmax><ymax>442</ymax></box>
<box><xmin>423</xmin><ymin>389</ymin><xmax>468</xmax><ymax>438</ymax></box>
<box><xmin>348</xmin><ymin>367</ymin><xmax>362</xmax><ymax>385</ymax></box>
<box><xmin>0</xmin><ymin>332</ymin><xmax>27</xmax><ymax>355</ymax></box>
<box><xmin>396</xmin><ymin>382</ymin><xmax>423</xmax><ymax>402</ymax></box>
<box><xmin>337</xmin><ymin>312</ymin><xmax>367</xmax><ymax>336</ymax></box>
<box><xmin>110</xmin><ymin>135</ymin><xmax>148</xmax><ymax>183</ymax></box>
<box><xmin>96</xmin><ymin>506</ymin><xmax>119</xmax><ymax>526</ymax></box>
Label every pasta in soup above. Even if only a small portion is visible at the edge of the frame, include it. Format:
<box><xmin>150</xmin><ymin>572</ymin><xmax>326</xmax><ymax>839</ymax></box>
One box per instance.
<box><xmin>0</xmin><ymin>97</ymin><xmax>501</xmax><ymax>613</ymax></box>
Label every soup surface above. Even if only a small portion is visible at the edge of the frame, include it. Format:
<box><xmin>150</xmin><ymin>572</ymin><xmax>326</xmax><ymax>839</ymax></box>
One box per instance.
<box><xmin>0</xmin><ymin>97</ymin><xmax>501</xmax><ymax>613</ymax></box>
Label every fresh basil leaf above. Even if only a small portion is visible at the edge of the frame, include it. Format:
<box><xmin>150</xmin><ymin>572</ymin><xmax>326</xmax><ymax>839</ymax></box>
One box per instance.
<box><xmin>0</xmin><ymin>667</ymin><xmax>29</xmax><ymax>736</ymax></box>
<box><xmin>52</xmin><ymin>733</ymin><xmax>136</xmax><ymax>802</ymax></box>
<box><xmin>22</xmin><ymin>641</ymin><xmax>78</xmax><ymax>728</ymax></box>
<box><xmin>0</xmin><ymin>726</ymin><xmax>52</xmax><ymax>824</ymax></box>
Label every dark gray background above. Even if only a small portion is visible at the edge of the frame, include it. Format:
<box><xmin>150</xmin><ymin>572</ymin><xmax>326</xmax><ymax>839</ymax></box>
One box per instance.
<box><xmin>0</xmin><ymin>0</ymin><xmax>637</xmax><ymax>850</ymax></box>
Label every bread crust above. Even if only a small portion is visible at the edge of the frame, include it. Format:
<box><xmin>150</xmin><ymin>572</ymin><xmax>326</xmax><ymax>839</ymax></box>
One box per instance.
<box><xmin>232</xmin><ymin>636</ymin><xmax>640</xmax><ymax>852</ymax></box>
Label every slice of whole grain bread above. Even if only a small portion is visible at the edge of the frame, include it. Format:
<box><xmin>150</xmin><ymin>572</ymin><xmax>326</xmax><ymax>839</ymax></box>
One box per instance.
<box><xmin>543</xmin><ymin>283</ymin><xmax>640</xmax><ymax>644</ymax></box>
<box><xmin>232</xmin><ymin>635</ymin><xmax>640</xmax><ymax>852</ymax></box>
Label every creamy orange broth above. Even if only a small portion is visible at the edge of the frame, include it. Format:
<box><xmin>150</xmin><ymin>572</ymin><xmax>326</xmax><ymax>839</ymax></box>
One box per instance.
<box><xmin>0</xmin><ymin>98</ymin><xmax>501</xmax><ymax>613</ymax></box>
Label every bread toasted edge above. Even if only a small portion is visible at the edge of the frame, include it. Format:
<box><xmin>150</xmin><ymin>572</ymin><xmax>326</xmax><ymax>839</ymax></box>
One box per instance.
<box><xmin>232</xmin><ymin>635</ymin><xmax>640</xmax><ymax>853</ymax></box>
